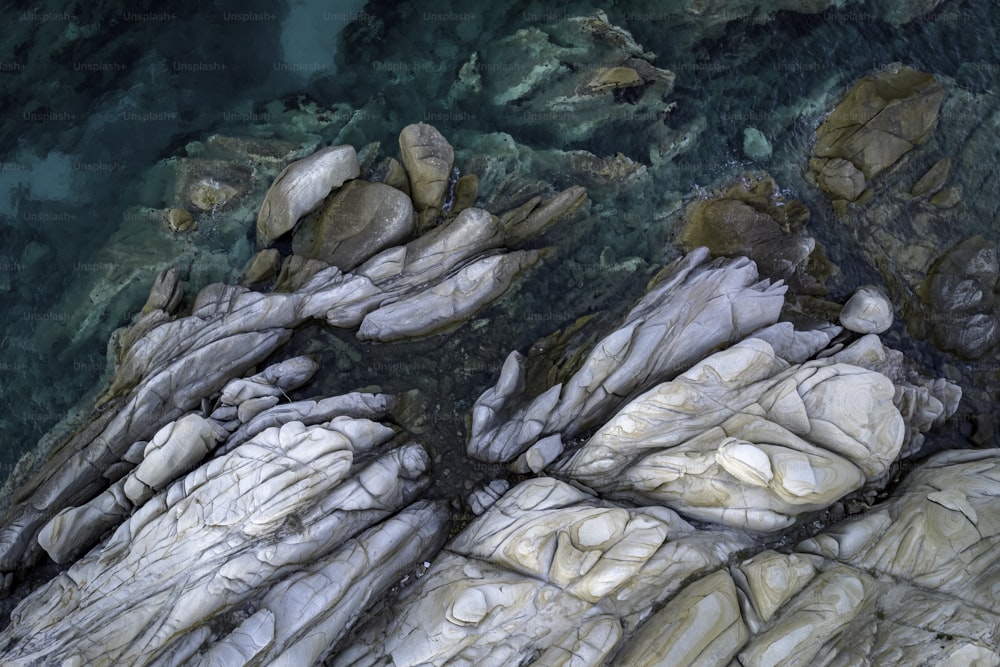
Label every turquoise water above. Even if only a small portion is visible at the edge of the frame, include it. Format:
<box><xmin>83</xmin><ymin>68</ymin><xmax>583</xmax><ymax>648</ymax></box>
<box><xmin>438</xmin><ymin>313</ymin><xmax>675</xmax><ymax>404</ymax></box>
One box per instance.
<box><xmin>0</xmin><ymin>0</ymin><xmax>997</xmax><ymax>486</ymax></box>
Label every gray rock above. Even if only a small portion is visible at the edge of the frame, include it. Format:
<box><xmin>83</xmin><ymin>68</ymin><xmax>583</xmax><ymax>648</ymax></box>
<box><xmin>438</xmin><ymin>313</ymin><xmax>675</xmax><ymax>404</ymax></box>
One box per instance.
<box><xmin>256</xmin><ymin>145</ymin><xmax>360</xmax><ymax>247</ymax></box>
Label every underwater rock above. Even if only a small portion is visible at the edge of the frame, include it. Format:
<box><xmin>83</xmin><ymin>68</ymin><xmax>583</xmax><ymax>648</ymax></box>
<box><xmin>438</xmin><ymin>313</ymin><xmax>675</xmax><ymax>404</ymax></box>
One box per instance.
<box><xmin>452</xmin><ymin>12</ymin><xmax>676</xmax><ymax>152</ymax></box>
<box><xmin>839</xmin><ymin>284</ymin><xmax>894</xmax><ymax>333</ymax></box>
<box><xmin>292</xmin><ymin>179</ymin><xmax>415</xmax><ymax>272</ymax></box>
<box><xmin>676</xmin><ymin>173</ymin><xmax>831</xmax><ymax>295</ymax></box>
<box><xmin>922</xmin><ymin>235</ymin><xmax>1000</xmax><ymax>358</ymax></box>
<box><xmin>172</xmin><ymin>158</ymin><xmax>255</xmax><ymax>215</ymax></box>
<box><xmin>243</xmin><ymin>248</ymin><xmax>282</xmax><ymax>285</ymax></box>
<box><xmin>161</xmin><ymin>207</ymin><xmax>194</xmax><ymax>233</ymax></box>
<box><xmin>810</xmin><ymin>66</ymin><xmax>944</xmax><ymax>206</ymax></box>
<box><xmin>256</xmin><ymin>145</ymin><xmax>360</xmax><ymax>247</ymax></box>
<box><xmin>910</xmin><ymin>157</ymin><xmax>951</xmax><ymax>197</ymax></box>
<box><xmin>742</xmin><ymin>127</ymin><xmax>772</xmax><ymax>161</ymax></box>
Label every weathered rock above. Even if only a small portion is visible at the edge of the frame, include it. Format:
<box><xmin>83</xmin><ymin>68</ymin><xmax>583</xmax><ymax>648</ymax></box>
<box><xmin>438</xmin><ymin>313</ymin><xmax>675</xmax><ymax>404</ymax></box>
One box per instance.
<box><xmin>243</xmin><ymin>248</ymin><xmax>282</xmax><ymax>285</ymax></box>
<box><xmin>840</xmin><ymin>284</ymin><xmax>894</xmax><ymax>333</ymax></box>
<box><xmin>558</xmin><ymin>337</ymin><xmax>906</xmax><ymax>531</ymax></box>
<box><xmin>256</xmin><ymin>145</ymin><xmax>360</xmax><ymax>247</ymax></box>
<box><xmin>910</xmin><ymin>157</ymin><xmax>951</xmax><ymax>196</ymax></box>
<box><xmin>922</xmin><ymin>235</ymin><xmax>1000</xmax><ymax>358</ymax></box>
<box><xmin>398</xmin><ymin>123</ymin><xmax>454</xmax><ymax>219</ymax></box>
<box><xmin>467</xmin><ymin>248</ymin><xmax>788</xmax><ymax>464</ymax></box>
<box><xmin>930</xmin><ymin>184</ymin><xmax>962</xmax><ymax>208</ymax></box>
<box><xmin>140</xmin><ymin>265</ymin><xmax>183</xmax><ymax>315</ymax></box>
<box><xmin>173</xmin><ymin>158</ymin><xmax>255</xmax><ymax>215</ymax></box>
<box><xmin>677</xmin><ymin>173</ymin><xmax>831</xmax><ymax>295</ymax></box>
<box><xmin>331</xmin><ymin>478</ymin><xmax>751</xmax><ymax>665</ymax></box>
<box><xmin>292</xmin><ymin>179</ymin><xmax>415</xmax><ymax>271</ymax></box>
<box><xmin>810</xmin><ymin>67</ymin><xmax>944</xmax><ymax>204</ymax></box>
<box><xmin>161</xmin><ymin>207</ymin><xmax>194</xmax><ymax>233</ymax></box>
<box><xmin>0</xmin><ymin>418</ymin><xmax>437</xmax><ymax>666</ymax></box>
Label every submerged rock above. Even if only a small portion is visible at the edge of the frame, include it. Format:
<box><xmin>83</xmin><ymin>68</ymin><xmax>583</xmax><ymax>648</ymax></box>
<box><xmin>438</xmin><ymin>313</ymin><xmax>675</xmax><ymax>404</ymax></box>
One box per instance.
<box><xmin>809</xmin><ymin>66</ymin><xmax>944</xmax><ymax>208</ymax></box>
<box><xmin>676</xmin><ymin>173</ymin><xmax>831</xmax><ymax>295</ymax></box>
<box><xmin>922</xmin><ymin>235</ymin><xmax>1000</xmax><ymax>358</ymax></box>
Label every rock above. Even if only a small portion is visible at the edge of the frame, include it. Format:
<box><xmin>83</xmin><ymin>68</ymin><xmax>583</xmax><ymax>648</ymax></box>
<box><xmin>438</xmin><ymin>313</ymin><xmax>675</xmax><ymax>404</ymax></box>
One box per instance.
<box><xmin>358</xmin><ymin>250</ymin><xmax>542</xmax><ymax>342</ymax></box>
<box><xmin>467</xmin><ymin>479</ymin><xmax>509</xmax><ymax>515</ymax></box>
<box><xmin>467</xmin><ymin>249</ymin><xmax>788</xmax><ymax>464</ymax></box>
<box><xmin>923</xmin><ymin>235</ymin><xmax>1000</xmax><ymax>358</ymax></box>
<box><xmin>910</xmin><ymin>157</ymin><xmax>951</xmax><ymax>197</ymax></box>
<box><xmin>140</xmin><ymin>266</ymin><xmax>183</xmax><ymax>315</ymax></box>
<box><xmin>292</xmin><ymin>180</ymin><xmax>415</xmax><ymax>272</ymax></box>
<box><xmin>930</xmin><ymin>184</ymin><xmax>962</xmax><ymax>208</ymax></box>
<box><xmin>172</xmin><ymin>159</ymin><xmax>255</xmax><ymax>215</ymax></box>
<box><xmin>398</xmin><ymin>123</ymin><xmax>454</xmax><ymax>219</ymax></box>
<box><xmin>579</xmin><ymin>66</ymin><xmax>642</xmax><ymax>94</ymax></box>
<box><xmin>162</xmin><ymin>207</ymin><xmax>194</xmax><ymax>233</ymax></box>
<box><xmin>256</xmin><ymin>145</ymin><xmax>360</xmax><ymax>247</ymax></box>
<box><xmin>614</xmin><ymin>570</ymin><xmax>748</xmax><ymax>666</ymax></box>
<box><xmin>449</xmin><ymin>13</ymin><xmax>676</xmax><ymax>154</ymax></box>
<box><xmin>743</xmin><ymin>127</ymin><xmax>772</xmax><ymax>160</ymax></box>
<box><xmin>810</xmin><ymin>67</ymin><xmax>944</xmax><ymax>204</ymax></box>
<box><xmin>840</xmin><ymin>284</ymin><xmax>894</xmax><ymax>333</ymax></box>
<box><xmin>677</xmin><ymin>173</ymin><xmax>831</xmax><ymax>295</ymax></box>
<box><xmin>558</xmin><ymin>337</ymin><xmax>905</xmax><ymax>531</ymax></box>
<box><xmin>0</xmin><ymin>417</ymin><xmax>438</xmax><ymax>666</ymax></box>
<box><xmin>450</xmin><ymin>173</ymin><xmax>478</xmax><ymax>214</ymax></box>
<box><xmin>243</xmin><ymin>248</ymin><xmax>282</xmax><ymax>285</ymax></box>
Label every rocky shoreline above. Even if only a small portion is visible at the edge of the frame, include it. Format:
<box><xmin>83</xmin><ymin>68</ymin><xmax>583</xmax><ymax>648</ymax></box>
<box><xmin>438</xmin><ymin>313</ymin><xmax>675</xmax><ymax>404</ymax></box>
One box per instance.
<box><xmin>0</xmin><ymin>6</ymin><xmax>998</xmax><ymax>666</ymax></box>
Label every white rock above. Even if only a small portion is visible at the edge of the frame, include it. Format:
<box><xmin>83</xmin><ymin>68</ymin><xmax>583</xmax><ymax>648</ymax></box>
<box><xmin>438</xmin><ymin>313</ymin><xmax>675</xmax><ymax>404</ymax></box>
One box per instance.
<box><xmin>839</xmin><ymin>284</ymin><xmax>894</xmax><ymax>334</ymax></box>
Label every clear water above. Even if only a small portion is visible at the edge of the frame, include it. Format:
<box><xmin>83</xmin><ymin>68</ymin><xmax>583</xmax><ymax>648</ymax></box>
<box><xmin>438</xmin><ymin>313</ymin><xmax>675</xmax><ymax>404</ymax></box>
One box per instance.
<box><xmin>0</xmin><ymin>0</ymin><xmax>997</xmax><ymax>494</ymax></box>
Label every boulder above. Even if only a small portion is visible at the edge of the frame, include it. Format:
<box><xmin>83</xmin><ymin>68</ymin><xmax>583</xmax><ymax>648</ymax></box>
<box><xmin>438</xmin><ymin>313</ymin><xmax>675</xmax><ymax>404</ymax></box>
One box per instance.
<box><xmin>922</xmin><ymin>235</ymin><xmax>1000</xmax><ymax>358</ymax></box>
<box><xmin>677</xmin><ymin>173</ymin><xmax>831</xmax><ymax>295</ymax></box>
<box><xmin>839</xmin><ymin>284</ymin><xmax>894</xmax><ymax>334</ymax></box>
<box><xmin>810</xmin><ymin>67</ymin><xmax>944</xmax><ymax>205</ymax></box>
<box><xmin>292</xmin><ymin>180</ymin><xmax>415</xmax><ymax>272</ymax></box>
<box><xmin>398</xmin><ymin>123</ymin><xmax>454</xmax><ymax>219</ymax></box>
<box><xmin>256</xmin><ymin>145</ymin><xmax>360</xmax><ymax>247</ymax></box>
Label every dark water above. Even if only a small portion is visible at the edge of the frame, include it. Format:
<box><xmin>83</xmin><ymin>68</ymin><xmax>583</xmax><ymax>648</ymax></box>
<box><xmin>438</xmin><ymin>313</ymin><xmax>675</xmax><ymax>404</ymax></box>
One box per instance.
<box><xmin>0</xmin><ymin>0</ymin><xmax>997</xmax><ymax>493</ymax></box>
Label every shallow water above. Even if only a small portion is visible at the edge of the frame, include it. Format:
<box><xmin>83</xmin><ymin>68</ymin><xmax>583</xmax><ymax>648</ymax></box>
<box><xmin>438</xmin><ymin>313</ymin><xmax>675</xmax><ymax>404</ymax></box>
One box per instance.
<box><xmin>0</xmin><ymin>0</ymin><xmax>996</xmax><ymax>496</ymax></box>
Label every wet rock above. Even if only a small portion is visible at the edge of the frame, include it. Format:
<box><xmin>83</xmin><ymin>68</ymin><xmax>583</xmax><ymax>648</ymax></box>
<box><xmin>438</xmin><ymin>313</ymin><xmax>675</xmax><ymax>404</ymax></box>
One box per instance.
<box><xmin>256</xmin><ymin>145</ymin><xmax>360</xmax><ymax>247</ymax></box>
<box><xmin>243</xmin><ymin>248</ymin><xmax>282</xmax><ymax>285</ymax></box>
<box><xmin>451</xmin><ymin>12</ymin><xmax>676</xmax><ymax>153</ymax></box>
<box><xmin>810</xmin><ymin>67</ymin><xmax>944</xmax><ymax>205</ymax></box>
<box><xmin>839</xmin><ymin>284</ymin><xmax>894</xmax><ymax>334</ymax></box>
<box><xmin>173</xmin><ymin>158</ymin><xmax>255</xmax><ymax>215</ymax></box>
<box><xmin>742</xmin><ymin>127</ymin><xmax>772</xmax><ymax>160</ymax></box>
<box><xmin>923</xmin><ymin>235</ymin><xmax>1000</xmax><ymax>358</ymax></box>
<box><xmin>398</xmin><ymin>123</ymin><xmax>454</xmax><ymax>222</ymax></box>
<box><xmin>161</xmin><ymin>207</ymin><xmax>194</xmax><ymax>233</ymax></box>
<box><xmin>910</xmin><ymin>157</ymin><xmax>951</xmax><ymax>197</ymax></box>
<box><xmin>467</xmin><ymin>248</ymin><xmax>788</xmax><ymax>464</ymax></box>
<box><xmin>292</xmin><ymin>180</ymin><xmax>415</xmax><ymax>272</ymax></box>
<box><xmin>930</xmin><ymin>184</ymin><xmax>962</xmax><ymax>208</ymax></box>
<box><xmin>677</xmin><ymin>173</ymin><xmax>831</xmax><ymax>295</ymax></box>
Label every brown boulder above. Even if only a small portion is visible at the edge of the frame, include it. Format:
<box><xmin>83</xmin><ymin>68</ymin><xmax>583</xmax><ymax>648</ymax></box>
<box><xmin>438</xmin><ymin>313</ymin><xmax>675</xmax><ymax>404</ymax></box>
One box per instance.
<box><xmin>398</xmin><ymin>123</ymin><xmax>454</xmax><ymax>218</ymax></box>
<box><xmin>811</xmin><ymin>67</ymin><xmax>944</xmax><ymax>204</ymax></box>
<box><xmin>292</xmin><ymin>180</ymin><xmax>415</xmax><ymax>272</ymax></box>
